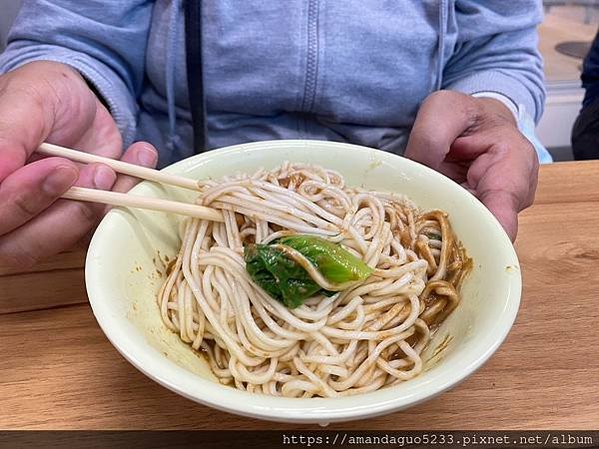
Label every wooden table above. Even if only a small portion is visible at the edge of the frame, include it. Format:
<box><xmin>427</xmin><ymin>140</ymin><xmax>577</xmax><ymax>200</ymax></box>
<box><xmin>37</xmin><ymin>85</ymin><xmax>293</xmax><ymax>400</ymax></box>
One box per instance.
<box><xmin>1</xmin><ymin>161</ymin><xmax>599</xmax><ymax>430</ymax></box>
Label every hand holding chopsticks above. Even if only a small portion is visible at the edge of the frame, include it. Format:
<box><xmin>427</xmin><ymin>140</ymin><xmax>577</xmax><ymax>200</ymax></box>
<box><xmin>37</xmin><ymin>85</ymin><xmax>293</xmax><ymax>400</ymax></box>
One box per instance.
<box><xmin>36</xmin><ymin>143</ymin><xmax>224</xmax><ymax>222</ymax></box>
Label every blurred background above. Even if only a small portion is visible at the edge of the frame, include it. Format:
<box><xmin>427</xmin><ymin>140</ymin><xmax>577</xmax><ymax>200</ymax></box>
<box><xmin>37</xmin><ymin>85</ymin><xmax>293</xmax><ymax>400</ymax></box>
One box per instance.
<box><xmin>539</xmin><ymin>0</ymin><xmax>599</xmax><ymax>160</ymax></box>
<box><xmin>1</xmin><ymin>0</ymin><xmax>597</xmax><ymax>161</ymax></box>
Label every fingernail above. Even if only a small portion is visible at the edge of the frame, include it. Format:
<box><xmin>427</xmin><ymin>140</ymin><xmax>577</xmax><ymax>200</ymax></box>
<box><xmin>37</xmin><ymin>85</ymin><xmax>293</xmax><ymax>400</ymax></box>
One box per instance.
<box><xmin>137</xmin><ymin>147</ymin><xmax>158</xmax><ymax>167</ymax></box>
<box><xmin>93</xmin><ymin>165</ymin><xmax>117</xmax><ymax>189</ymax></box>
<box><xmin>43</xmin><ymin>166</ymin><xmax>78</xmax><ymax>195</ymax></box>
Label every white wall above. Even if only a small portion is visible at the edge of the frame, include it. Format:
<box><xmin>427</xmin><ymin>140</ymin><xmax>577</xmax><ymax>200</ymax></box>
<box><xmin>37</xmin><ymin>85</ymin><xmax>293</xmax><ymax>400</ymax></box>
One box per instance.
<box><xmin>536</xmin><ymin>83</ymin><xmax>584</xmax><ymax>151</ymax></box>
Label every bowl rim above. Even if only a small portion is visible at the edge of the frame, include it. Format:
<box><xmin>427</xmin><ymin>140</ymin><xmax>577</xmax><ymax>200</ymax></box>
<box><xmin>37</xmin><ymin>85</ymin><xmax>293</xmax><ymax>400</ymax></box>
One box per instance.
<box><xmin>86</xmin><ymin>139</ymin><xmax>522</xmax><ymax>423</ymax></box>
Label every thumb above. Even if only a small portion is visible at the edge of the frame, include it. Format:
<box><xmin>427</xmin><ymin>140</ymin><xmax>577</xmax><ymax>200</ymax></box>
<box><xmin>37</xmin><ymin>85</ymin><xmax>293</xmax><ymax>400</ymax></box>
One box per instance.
<box><xmin>405</xmin><ymin>91</ymin><xmax>478</xmax><ymax>169</ymax></box>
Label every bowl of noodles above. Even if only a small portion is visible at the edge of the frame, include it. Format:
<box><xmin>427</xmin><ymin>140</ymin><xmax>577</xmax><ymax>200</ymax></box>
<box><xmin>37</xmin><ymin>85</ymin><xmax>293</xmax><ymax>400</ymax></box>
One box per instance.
<box><xmin>85</xmin><ymin>139</ymin><xmax>521</xmax><ymax>424</ymax></box>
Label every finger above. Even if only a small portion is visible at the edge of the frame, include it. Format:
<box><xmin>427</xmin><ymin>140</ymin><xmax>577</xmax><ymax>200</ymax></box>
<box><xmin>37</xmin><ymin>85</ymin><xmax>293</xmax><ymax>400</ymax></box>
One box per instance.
<box><xmin>77</xmin><ymin>142</ymin><xmax>158</xmax><ymax>244</ymax></box>
<box><xmin>111</xmin><ymin>141</ymin><xmax>159</xmax><ymax>193</ymax></box>
<box><xmin>435</xmin><ymin>160</ymin><xmax>469</xmax><ymax>183</ymax></box>
<box><xmin>462</xmin><ymin>136</ymin><xmax>539</xmax><ymax>208</ymax></box>
<box><xmin>404</xmin><ymin>91</ymin><xmax>479</xmax><ymax>170</ymax></box>
<box><xmin>478</xmin><ymin>189</ymin><xmax>519</xmax><ymax>242</ymax></box>
<box><xmin>0</xmin><ymin>163</ymin><xmax>116</xmax><ymax>268</ymax></box>
<box><xmin>465</xmin><ymin>141</ymin><xmax>538</xmax><ymax>242</ymax></box>
<box><xmin>0</xmin><ymin>157</ymin><xmax>79</xmax><ymax>235</ymax></box>
<box><xmin>460</xmin><ymin>182</ymin><xmax>477</xmax><ymax>197</ymax></box>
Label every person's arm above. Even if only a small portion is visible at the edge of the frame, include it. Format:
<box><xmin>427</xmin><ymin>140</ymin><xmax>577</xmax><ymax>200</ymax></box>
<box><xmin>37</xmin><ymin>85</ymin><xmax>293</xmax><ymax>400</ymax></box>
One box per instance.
<box><xmin>441</xmin><ymin>0</ymin><xmax>545</xmax><ymax>124</ymax></box>
<box><xmin>406</xmin><ymin>1</ymin><xmax>546</xmax><ymax>241</ymax></box>
<box><xmin>0</xmin><ymin>0</ymin><xmax>154</xmax><ymax>146</ymax></box>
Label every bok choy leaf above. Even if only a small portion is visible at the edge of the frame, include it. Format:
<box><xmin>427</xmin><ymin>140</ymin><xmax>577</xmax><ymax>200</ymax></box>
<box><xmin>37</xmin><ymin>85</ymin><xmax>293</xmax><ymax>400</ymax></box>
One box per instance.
<box><xmin>244</xmin><ymin>235</ymin><xmax>372</xmax><ymax>308</ymax></box>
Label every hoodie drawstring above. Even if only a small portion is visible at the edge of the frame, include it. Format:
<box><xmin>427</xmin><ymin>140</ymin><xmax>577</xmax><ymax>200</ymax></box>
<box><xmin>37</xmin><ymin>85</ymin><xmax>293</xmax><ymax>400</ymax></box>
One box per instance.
<box><xmin>436</xmin><ymin>0</ymin><xmax>447</xmax><ymax>91</ymax></box>
<box><xmin>184</xmin><ymin>0</ymin><xmax>206</xmax><ymax>152</ymax></box>
<box><xmin>165</xmin><ymin>0</ymin><xmax>181</xmax><ymax>152</ymax></box>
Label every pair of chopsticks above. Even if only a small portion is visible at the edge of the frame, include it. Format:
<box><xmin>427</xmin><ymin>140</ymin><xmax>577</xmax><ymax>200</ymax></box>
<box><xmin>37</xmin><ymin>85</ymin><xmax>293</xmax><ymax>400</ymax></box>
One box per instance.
<box><xmin>37</xmin><ymin>143</ymin><xmax>224</xmax><ymax>222</ymax></box>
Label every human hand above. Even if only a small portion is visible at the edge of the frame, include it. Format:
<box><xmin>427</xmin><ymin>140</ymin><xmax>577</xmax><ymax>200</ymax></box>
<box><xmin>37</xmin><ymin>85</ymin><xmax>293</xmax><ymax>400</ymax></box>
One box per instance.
<box><xmin>405</xmin><ymin>90</ymin><xmax>539</xmax><ymax>241</ymax></box>
<box><xmin>0</xmin><ymin>61</ymin><xmax>158</xmax><ymax>268</ymax></box>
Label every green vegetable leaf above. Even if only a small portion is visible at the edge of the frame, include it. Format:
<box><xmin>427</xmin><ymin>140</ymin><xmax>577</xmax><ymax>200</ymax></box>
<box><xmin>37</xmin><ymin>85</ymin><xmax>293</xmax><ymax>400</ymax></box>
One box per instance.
<box><xmin>244</xmin><ymin>235</ymin><xmax>372</xmax><ymax>309</ymax></box>
<box><xmin>278</xmin><ymin>235</ymin><xmax>373</xmax><ymax>284</ymax></box>
<box><xmin>244</xmin><ymin>244</ymin><xmax>323</xmax><ymax>308</ymax></box>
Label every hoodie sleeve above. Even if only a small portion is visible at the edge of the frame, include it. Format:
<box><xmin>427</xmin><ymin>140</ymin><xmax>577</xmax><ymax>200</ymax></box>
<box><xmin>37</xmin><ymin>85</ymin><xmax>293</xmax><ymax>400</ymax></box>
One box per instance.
<box><xmin>0</xmin><ymin>0</ymin><xmax>154</xmax><ymax>146</ymax></box>
<box><xmin>442</xmin><ymin>0</ymin><xmax>546</xmax><ymax>124</ymax></box>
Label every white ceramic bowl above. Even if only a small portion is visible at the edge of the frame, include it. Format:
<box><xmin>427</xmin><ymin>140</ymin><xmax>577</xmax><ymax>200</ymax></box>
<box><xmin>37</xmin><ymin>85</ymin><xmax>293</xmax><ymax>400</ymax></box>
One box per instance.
<box><xmin>86</xmin><ymin>140</ymin><xmax>521</xmax><ymax>424</ymax></box>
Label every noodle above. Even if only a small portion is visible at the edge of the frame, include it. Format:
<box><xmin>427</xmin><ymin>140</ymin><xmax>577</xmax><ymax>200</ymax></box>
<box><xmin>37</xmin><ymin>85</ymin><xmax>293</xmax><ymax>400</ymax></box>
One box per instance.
<box><xmin>158</xmin><ymin>162</ymin><xmax>471</xmax><ymax>397</ymax></box>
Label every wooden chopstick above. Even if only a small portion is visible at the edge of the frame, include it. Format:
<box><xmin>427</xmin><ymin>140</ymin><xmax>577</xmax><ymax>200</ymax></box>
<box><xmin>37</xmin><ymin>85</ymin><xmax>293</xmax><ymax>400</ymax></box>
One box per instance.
<box><xmin>63</xmin><ymin>187</ymin><xmax>224</xmax><ymax>222</ymax></box>
<box><xmin>37</xmin><ymin>143</ymin><xmax>223</xmax><ymax>221</ymax></box>
<box><xmin>37</xmin><ymin>143</ymin><xmax>199</xmax><ymax>191</ymax></box>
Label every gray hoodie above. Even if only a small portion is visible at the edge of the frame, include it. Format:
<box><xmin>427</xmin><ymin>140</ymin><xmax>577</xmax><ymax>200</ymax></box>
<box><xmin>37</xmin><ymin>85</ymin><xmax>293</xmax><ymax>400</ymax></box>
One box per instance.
<box><xmin>0</xmin><ymin>0</ymin><xmax>547</xmax><ymax>166</ymax></box>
